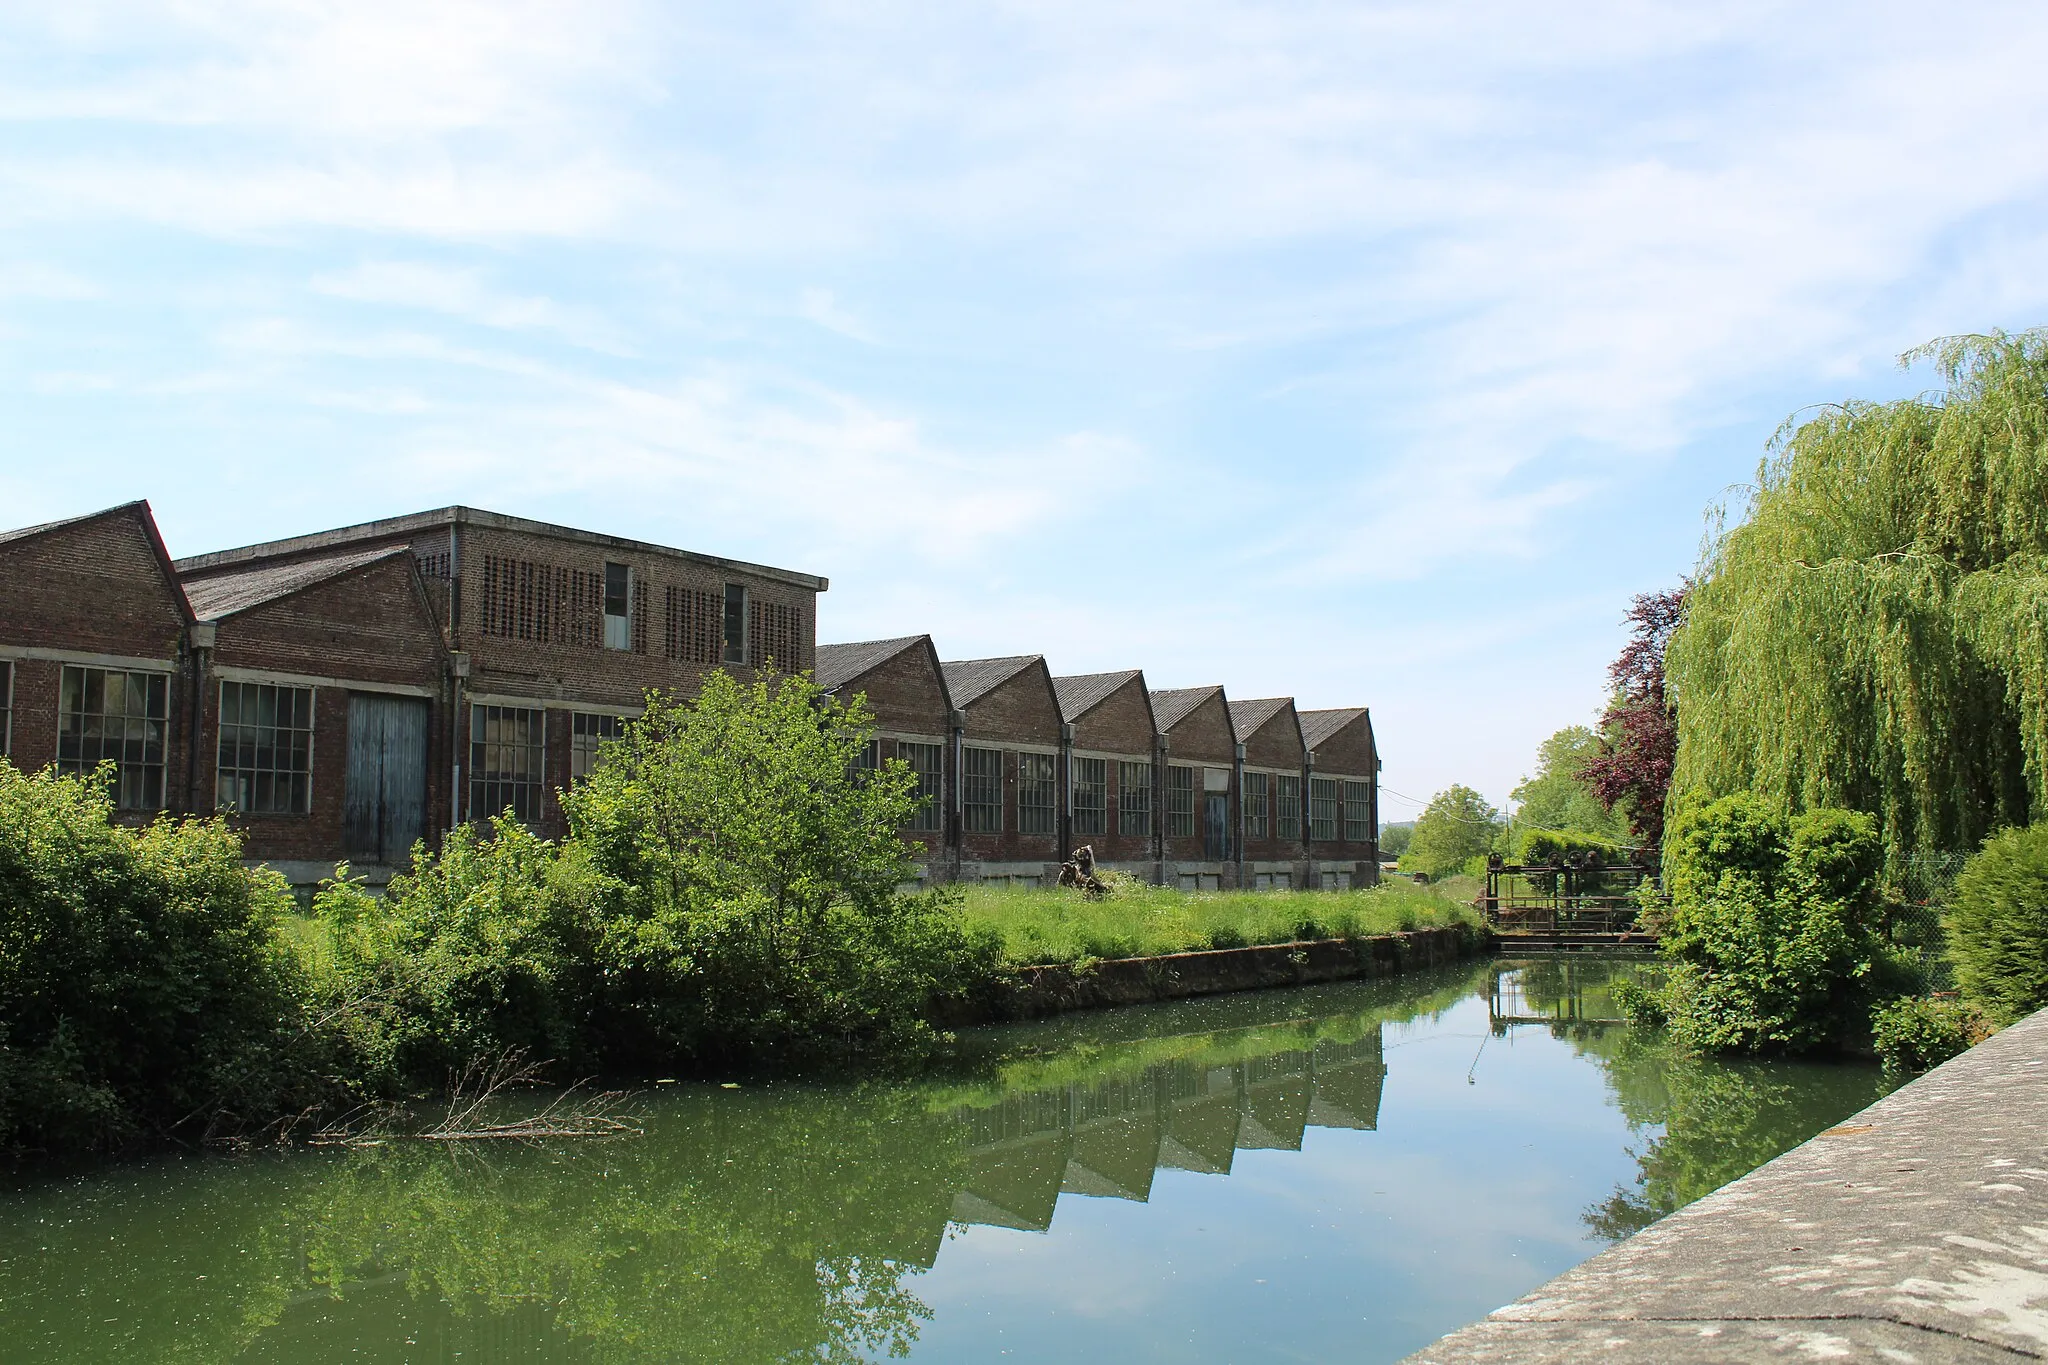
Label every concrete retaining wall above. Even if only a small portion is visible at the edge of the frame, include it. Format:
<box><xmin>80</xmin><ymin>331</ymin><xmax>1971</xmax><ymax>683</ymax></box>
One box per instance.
<box><xmin>1405</xmin><ymin>1004</ymin><xmax>2048</xmax><ymax>1364</ymax></box>
<box><xmin>947</xmin><ymin>925</ymin><xmax>1475</xmax><ymax>1024</ymax></box>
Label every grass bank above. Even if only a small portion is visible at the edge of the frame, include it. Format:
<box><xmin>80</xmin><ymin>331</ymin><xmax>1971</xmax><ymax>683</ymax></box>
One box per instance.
<box><xmin>959</xmin><ymin>878</ymin><xmax>1480</xmax><ymax>966</ymax></box>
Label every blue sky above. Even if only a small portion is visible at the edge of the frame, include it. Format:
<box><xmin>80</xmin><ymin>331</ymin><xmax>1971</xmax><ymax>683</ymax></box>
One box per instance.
<box><xmin>5</xmin><ymin>3</ymin><xmax>2048</xmax><ymax>814</ymax></box>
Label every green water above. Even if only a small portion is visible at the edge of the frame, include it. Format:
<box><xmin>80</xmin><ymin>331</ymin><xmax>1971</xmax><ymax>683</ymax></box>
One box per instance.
<box><xmin>0</xmin><ymin>958</ymin><xmax>1880</xmax><ymax>1363</ymax></box>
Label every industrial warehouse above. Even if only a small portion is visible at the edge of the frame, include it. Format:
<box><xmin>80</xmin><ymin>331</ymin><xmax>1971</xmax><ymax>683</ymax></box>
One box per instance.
<box><xmin>0</xmin><ymin>500</ymin><xmax>1378</xmax><ymax>893</ymax></box>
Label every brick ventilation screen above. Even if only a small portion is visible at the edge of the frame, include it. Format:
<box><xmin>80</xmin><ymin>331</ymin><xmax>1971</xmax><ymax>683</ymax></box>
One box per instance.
<box><xmin>478</xmin><ymin>555</ymin><xmax>604</xmax><ymax>647</ymax></box>
<box><xmin>747</xmin><ymin>600</ymin><xmax>803</xmax><ymax>671</ymax></box>
<box><xmin>414</xmin><ymin>550</ymin><xmax>451</xmax><ymax>580</ymax></box>
<box><xmin>664</xmin><ymin>587</ymin><xmax>722</xmax><ymax>664</ymax></box>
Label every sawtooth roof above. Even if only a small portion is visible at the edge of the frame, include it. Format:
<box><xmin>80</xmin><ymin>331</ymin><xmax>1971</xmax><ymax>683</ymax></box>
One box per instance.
<box><xmin>1228</xmin><ymin>696</ymin><xmax>1295</xmax><ymax>738</ymax></box>
<box><xmin>1300</xmin><ymin>707</ymin><xmax>1370</xmax><ymax>749</ymax></box>
<box><xmin>814</xmin><ymin>635</ymin><xmax>931</xmax><ymax>693</ymax></box>
<box><xmin>1051</xmin><ymin>669</ymin><xmax>1144</xmax><ymax>722</ymax></box>
<box><xmin>181</xmin><ymin>546</ymin><xmax>412</xmax><ymax>622</ymax></box>
<box><xmin>0</xmin><ymin>501</ymin><xmax>192</xmax><ymax>621</ymax></box>
<box><xmin>1150</xmin><ymin>685</ymin><xmax>1226</xmax><ymax>733</ymax></box>
<box><xmin>940</xmin><ymin>655</ymin><xmax>1043</xmax><ymax>709</ymax></box>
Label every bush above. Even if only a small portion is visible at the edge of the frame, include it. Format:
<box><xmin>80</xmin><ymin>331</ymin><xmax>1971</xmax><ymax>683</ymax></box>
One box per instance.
<box><xmin>1649</xmin><ymin>794</ymin><xmax>1908</xmax><ymax>1054</ymax></box>
<box><xmin>314</xmin><ymin>818</ymin><xmax>607</xmax><ymax>1090</ymax></box>
<box><xmin>1516</xmin><ymin>828</ymin><xmax>1629</xmax><ymax>865</ymax></box>
<box><xmin>562</xmin><ymin>672</ymin><xmax>993</xmax><ymax>1067</ymax></box>
<box><xmin>1945</xmin><ymin>822</ymin><xmax>2048</xmax><ymax>1024</ymax></box>
<box><xmin>1871</xmin><ymin>996</ymin><xmax>1992</xmax><ymax>1079</ymax></box>
<box><xmin>0</xmin><ymin>762</ymin><xmax>316</xmax><ymax>1154</ymax></box>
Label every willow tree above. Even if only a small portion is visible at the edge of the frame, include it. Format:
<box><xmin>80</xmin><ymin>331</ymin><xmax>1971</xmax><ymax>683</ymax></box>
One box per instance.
<box><xmin>1666</xmin><ymin>330</ymin><xmax>2048</xmax><ymax>869</ymax></box>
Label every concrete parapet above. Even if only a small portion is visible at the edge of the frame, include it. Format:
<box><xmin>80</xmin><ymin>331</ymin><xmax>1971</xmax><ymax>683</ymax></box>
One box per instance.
<box><xmin>1404</xmin><ymin>1005</ymin><xmax>2048</xmax><ymax>1364</ymax></box>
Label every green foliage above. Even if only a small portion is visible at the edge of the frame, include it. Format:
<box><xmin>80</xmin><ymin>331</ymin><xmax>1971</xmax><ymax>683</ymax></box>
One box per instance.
<box><xmin>1648</xmin><ymin>794</ymin><xmax>1906</xmax><ymax>1054</ymax></box>
<box><xmin>563</xmin><ymin>672</ymin><xmax>991</xmax><ymax>1065</ymax></box>
<box><xmin>956</xmin><ymin>879</ymin><xmax>1477</xmax><ymax>965</ymax></box>
<box><xmin>0</xmin><ymin>761</ymin><xmax>315</xmax><ymax>1154</ymax></box>
<box><xmin>1378</xmin><ymin>822</ymin><xmax>1414</xmax><ymax>857</ymax></box>
<box><xmin>1609</xmin><ymin>976</ymin><xmax>1667</xmax><ymax>1029</ymax></box>
<box><xmin>315</xmin><ymin>672</ymin><xmax>997</xmax><ymax>1082</ymax></box>
<box><xmin>1400</xmin><ymin>784</ymin><xmax>1502</xmax><ymax>879</ymax></box>
<box><xmin>1511</xmin><ymin>726</ymin><xmax>1628</xmax><ymax>842</ymax></box>
<box><xmin>314</xmin><ymin>818</ymin><xmax>608</xmax><ymax>1090</ymax></box>
<box><xmin>1668</xmin><ymin>330</ymin><xmax>2048</xmax><ymax>871</ymax></box>
<box><xmin>1870</xmin><ymin>995</ymin><xmax>1991</xmax><ymax>1080</ymax></box>
<box><xmin>1516</xmin><ymin>827</ymin><xmax>1630</xmax><ymax>865</ymax></box>
<box><xmin>1944</xmin><ymin>821</ymin><xmax>2048</xmax><ymax>1023</ymax></box>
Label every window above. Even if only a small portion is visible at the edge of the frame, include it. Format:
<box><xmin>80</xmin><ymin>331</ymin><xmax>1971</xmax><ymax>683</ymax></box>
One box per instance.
<box><xmin>851</xmin><ymin>737</ymin><xmax>881</xmax><ymax>779</ymax></box>
<box><xmin>1018</xmin><ymin>752</ymin><xmax>1056</xmax><ymax>835</ymax></box>
<box><xmin>1167</xmin><ymin>765</ymin><xmax>1196</xmax><ymax>837</ymax></box>
<box><xmin>603</xmin><ymin>563</ymin><xmax>632</xmax><ymax>650</ymax></box>
<box><xmin>1117</xmin><ymin>760</ymin><xmax>1152</xmax><ymax>837</ymax></box>
<box><xmin>471</xmin><ymin>705</ymin><xmax>545</xmax><ymax>822</ymax></box>
<box><xmin>59</xmin><ymin>666</ymin><xmax>169</xmax><ymax>810</ymax></box>
<box><xmin>898</xmin><ymin>741</ymin><xmax>943</xmax><ymax>832</ymax></box>
<box><xmin>1310</xmin><ymin>777</ymin><xmax>1339</xmax><ymax>842</ymax></box>
<box><xmin>1244</xmin><ymin>771</ymin><xmax>1269</xmax><ymax>840</ymax></box>
<box><xmin>1072</xmin><ymin>756</ymin><xmax>1107</xmax><ymax>835</ymax></box>
<box><xmin>571</xmin><ymin>712</ymin><xmax>626</xmax><ymax>781</ymax></box>
<box><xmin>0</xmin><ymin>659</ymin><xmax>11</xmax><ymax>756</ymax></box>
<box><xmin>217</xmin><ymin>682</ymin><xmax>314</xmax><ymax>814</ymax></box>
<box><xmin>1276</xmin><ymin>774</ymin><xmax>1302</xmax><ymax>841</ymax></box>
<box><xmin>963</xmin><ymin>746</ymin><xmax>1003</xmax><ymax>833</ymax></box>
<box><xmin>722</xmin><ymin>583</ymin><xmax>748</xmax><ymax>664</ymax></box>
<box><xmin>1343</xmin><ymin>779</ymin><xmax>1372</xmax><ymax>842</ymax></box>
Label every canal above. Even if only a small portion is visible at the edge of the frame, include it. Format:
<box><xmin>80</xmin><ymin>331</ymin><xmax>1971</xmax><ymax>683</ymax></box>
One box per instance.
<box><xmin>0</xmin><ymin>957</ymin><xmax>1880</xmax><ymax>1363</ymax></box>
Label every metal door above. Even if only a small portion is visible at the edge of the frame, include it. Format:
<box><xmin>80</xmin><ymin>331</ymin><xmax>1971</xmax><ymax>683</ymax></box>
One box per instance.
<box><xmin>1203</xmin><ymin>793</ymin><xmax>1231</xmax><ymax>860</ymax></box>
<box><xmin>344</xmin><ymin>694</ymin><xmax>429</xmax><ymax>864</ymax></box>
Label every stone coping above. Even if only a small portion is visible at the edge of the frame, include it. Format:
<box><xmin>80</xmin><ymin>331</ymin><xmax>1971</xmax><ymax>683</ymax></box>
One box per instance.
<box><xmin>1404</xmin><ymin>1005</ymin><xmax>2048</xmax><ymax>1363</ymax></box>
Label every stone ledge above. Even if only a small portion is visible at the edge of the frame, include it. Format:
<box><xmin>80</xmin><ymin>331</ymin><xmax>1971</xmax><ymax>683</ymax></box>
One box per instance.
<box><xmin>943</xmin><ymin>925</ymin><xmax>1477</xmax><ymax>1024</ymax></box>
<box><xmin>1404</xmin><ymin>1004</ymin><xmax>2048</xmax><ymax>1364</ymax></box>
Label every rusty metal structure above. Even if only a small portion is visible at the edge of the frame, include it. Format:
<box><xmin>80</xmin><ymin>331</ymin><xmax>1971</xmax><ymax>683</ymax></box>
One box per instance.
<box><xmin>1481</xmin><ymin>855</ymin><xmax>1657</xmax><ymax>949</ymax></box>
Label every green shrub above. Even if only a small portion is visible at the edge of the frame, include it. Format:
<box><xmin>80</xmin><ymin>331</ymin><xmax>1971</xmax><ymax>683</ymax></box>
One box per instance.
<box><xmin>1650</xmin><ymin>794</ymin><xmax>1908</xmax><ymax>1054</ymax></box>
<box><xmin>1610</xmin><ymin>976</ymin><xmax>1667</xmax><ymax>1029</ymax></box>
<box><xmin>1516</xmin><ymin>828</ymin><xmax>1629</xmax><ymax>865</ymax></box>
<box><xmin>0</xmin><ymin>762</ymin><xmax>315</xmax><ymax>1153</ymax></box>
<box><xmin>314</xmin><ymin>818</ymin><xmax>607</xmax><ymax>1090</ymax></box>
<box><xmin>1870</xmin><ymin>996</ymin><xmax>1992</xmax><ymax>1079</ymax></box>
<box><xmin>1945</xmin><ymin>822</ymin><xmax>2048</xmax><ymax>1024</ymax></box>
<box><xmin>563</xmin><ymin>672</ymin><xmax>993</xmax><ymax>1066</ymax></box>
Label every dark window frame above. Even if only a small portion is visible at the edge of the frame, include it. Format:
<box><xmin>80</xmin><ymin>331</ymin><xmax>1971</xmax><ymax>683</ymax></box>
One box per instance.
<box><xmin>216</xmin><ymin>680</ymin><xmax>315</xmax><ymax>815</ymax></box>
<box><xmin>570</xmin><ymin>711</ymin><xmax>626</xmax><ymax>781</ymax></box>
<box><xmin>1017</xmin><ymin>751</ymin><xmax>1057</xmax><ymax>835</ymax></box>
<box><xmin>1071</xmin><ymin>755</ymin><xmax>1107</xmax><ymax>836</ymax></box>
<box><xmin>58</xmin><ymin>665</ymin><xmax>170</xmax><ymax>811</ymax></box>
<box><xmin>1167</xmin><ymin>764</ymin><xmax>1196</xmax><ymax>838</ymax></box>
<box><xmin>963</xmin><ymin>745</ymin><xmax>1003</xmax><ymax>834</ymax></box>
<box><xmin>1244</xmin><ymin>770</ymin><xmax>1269</xmax><ymax>841</ymax></box>
<box><xmin>470</xmin><ymin>705</ymin><xmax>546</xmax><ymax>823</ymax></box>
<box><xmin>897</xmin><ymin>740</ymin><xmax>943</xmax><ymax>832</ymax></box>
<box><xmin>1117</xmin><ymin>759</ymin><xmax>1152</xmax><ymax>837</ymax></box>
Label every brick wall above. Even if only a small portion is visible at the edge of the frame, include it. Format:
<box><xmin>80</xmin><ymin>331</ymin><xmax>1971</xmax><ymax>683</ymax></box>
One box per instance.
<box><xmin>1239</xmin><ymin>704</ymin><xmax>1308</xmax><ymax>864</ymax></box>
<box><xmin>1305</xmin><ymin>709</ymin><xmax>1378</xmax><ymax>878</ymax></box>
<box><xmin>0</xmin><ymin>508</ymin><xmax>193</xmax><ymax>820</ymax></box>
<box><xmin>203</xmin><ymin>556</ymin><xmax>449</xmax><ymax>868</ymax></box>
<box><xmin>1067</xmin><ymin>675</ymin><xmax>1158</xmax><ymax>865</ymax></box>
<box><xmin>960</xmin><ymin>663</ymin><xmax>1063</xmax><ymax>865</ymax></box>
<box><xmin>1160</xmin><ymin>690</ymin><xmax>1236</xmax><ymax>865</ymax></box>
<box><xmin>831</xmin><ymin>642</ymin><xmax>952</xmax><ymax>862</ymax></box>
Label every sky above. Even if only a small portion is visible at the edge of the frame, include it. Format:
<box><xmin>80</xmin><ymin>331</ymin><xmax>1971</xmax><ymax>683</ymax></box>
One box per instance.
<box><xmin>4</xmin><ymin>2</ymin><xmax>2048</xmax><ymax>818</ymax></box>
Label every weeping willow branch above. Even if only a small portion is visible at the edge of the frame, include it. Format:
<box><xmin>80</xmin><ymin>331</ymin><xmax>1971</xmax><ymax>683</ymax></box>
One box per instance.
<box><xmin>1667</xmin><ymin>329</ymin><xmax>2048</xmax><ymax>869</ymax></box>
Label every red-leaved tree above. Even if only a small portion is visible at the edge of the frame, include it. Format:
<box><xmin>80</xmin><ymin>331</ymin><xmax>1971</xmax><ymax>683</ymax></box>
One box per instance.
<box><xmin>1579</xmin><ymin>586</ymin><xmax>1688</xmax><ymax>848</ymax></box>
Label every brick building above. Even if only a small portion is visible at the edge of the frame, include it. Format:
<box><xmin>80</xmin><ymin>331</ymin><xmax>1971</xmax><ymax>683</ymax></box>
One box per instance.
<box><xmin>1051</xmin><ymin>670</ymin><xmax>1159</xmax><ymax>877</ymax></box>
<box><xmin>939</xmin><ymin>655</ymin><xmax>1065</xmax><ymax>885</ymax></box>
<box><xmin>2</xmin><ymin>497</ymin><xmax>1379</xmax><ymax>897</ymax></box>
<box><xmin>1150</xmin><ymin>685</ymin><xmax>1240</xmax><ymax>890</ymax></box>
<box><xmin>178</xmin><ymin>505</ymin><xmax>828</xmax><ymax>853</ymax></box>
<box><xmin>1231</xmin><ymin>696</ymin><xmax>1308</xmax><ymax>889</ymax></box>
<box><xmin>815</xmin><ymin>635</ymin><xmax>952</xmax><ymax>878</ymax></box>
<box><xmin>1301</xmin><ymin>707</ymin><xmax>1380</xmax><ymax>889</ymax></box>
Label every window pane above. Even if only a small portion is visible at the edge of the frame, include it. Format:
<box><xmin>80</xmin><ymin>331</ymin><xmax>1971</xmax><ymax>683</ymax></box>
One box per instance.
<box><xmin>1017</xmin><ymin>752</ymin><xmax>1056</xmax><ymax>835</ymax></box>
<box><xmin>1117</xmin><ymin>761</ymin><xmax>1151</xmax><ymax>837</ymax></box>
<box><xmin>899</xmin><ymin>741</ymin><xmax>942</xmax><ymax>832</ymax></box>
<box><xmin>216</xmin><ymin>682</ymin><xmax>316</xmax><ymax>815</ymax></box>
<box><xmin>1072</xmin><ymin>756</ymin><xmax>1106</xmax><ymax>836</ymax></box>
<box><xmin>964</xmin><ymin>746</ymin><xmax>1003</xmax><ymax>834</ymax></box>
<box><xmin>1167</xmin><ymin>765</ymin><xmax>1196</xmax><ymax>838</ymax></box>
<box><xmin>59</xmin><ymin>666</ymin><xmax>170</xmax><ymax>810</ymax></box>
<box><xmin>471</xmin><ymin>705</ymin><xmax>546</xmax><ymax>822</ymax></box>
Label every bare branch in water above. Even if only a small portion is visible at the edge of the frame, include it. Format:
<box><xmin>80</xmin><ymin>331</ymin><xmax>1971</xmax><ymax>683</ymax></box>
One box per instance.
<box><xmin>305</xmin><ymin>1050</ymin><xmax>643</xmax><ymax>1147</ymax></box>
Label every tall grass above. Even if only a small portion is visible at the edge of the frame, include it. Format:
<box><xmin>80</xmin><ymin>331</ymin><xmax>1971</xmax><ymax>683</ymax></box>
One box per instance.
<box><xmin>958</xmin><ymin>877</ymin><xmax>1479</xmax><ymax>966</ymax></box>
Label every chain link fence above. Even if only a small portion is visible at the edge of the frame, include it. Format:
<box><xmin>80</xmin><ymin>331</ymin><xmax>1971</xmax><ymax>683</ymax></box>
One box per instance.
<box><xmin>1885</xmin><ymin>852</ymin><xmax>1969</xmax><ymax>992</ymax></box>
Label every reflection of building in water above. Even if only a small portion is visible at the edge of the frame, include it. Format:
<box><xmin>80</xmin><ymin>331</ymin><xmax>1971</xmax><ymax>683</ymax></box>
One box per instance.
<box><xmin>948</xmin><ymin>1029</ymin><xmax>1386</xmax><ymax>1232</ymax></box>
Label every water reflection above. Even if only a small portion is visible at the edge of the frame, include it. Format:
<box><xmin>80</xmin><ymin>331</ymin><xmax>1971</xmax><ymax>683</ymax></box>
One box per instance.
<box><xmin>0</xmin><ymin>960</ymin><xmax>1879</xmax><ymax>1365</ymax></box>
